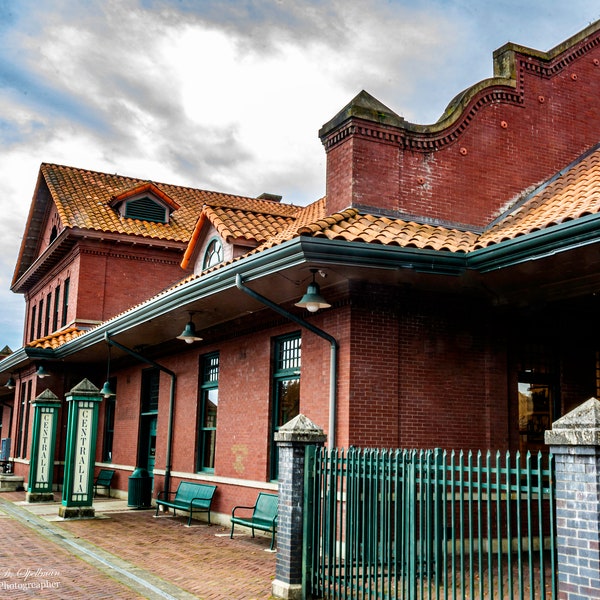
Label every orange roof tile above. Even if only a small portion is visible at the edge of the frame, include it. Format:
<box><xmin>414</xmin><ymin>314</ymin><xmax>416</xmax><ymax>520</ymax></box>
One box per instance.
<box><xmin>41</xmin><ymin>163</ymin><xmax>294</xmax><ymax>244</ymax></box>
<box><xmin>476</xmin><ymin>147</ymin><xmax>600</xmax><ymax>248</ymax></box>
<box><xmin>296</xmin><ymin>209</ymin><xmax>477</xmax><ymax>252</ymax></box>
<box><xmin>203</xmin><ymin>204</ymin><xmax>297</xmax><ymax>244</ymax></box>
<box><xmin>27</xmin><ymin>327</ymin><xmax>85</xmax><ymax>350</ymax></box>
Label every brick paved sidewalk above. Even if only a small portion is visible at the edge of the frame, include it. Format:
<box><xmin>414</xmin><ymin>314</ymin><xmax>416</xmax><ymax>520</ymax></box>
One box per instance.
<box><xmin>0</xmin><ymin>491</ymin><xmax>276</xmax><ymax>599</ymax></box>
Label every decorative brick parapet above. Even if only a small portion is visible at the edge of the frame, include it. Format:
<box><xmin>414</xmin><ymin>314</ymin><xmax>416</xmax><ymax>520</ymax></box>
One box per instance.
<box><xmin>545</xmin><ymin>398</ymin><xmax>600</xmax><ymax>599</ymax></box>
<box><xmin>272</xmin><ymin>414</ymin><xmax>327</xmax><ymax>600</ymax></box>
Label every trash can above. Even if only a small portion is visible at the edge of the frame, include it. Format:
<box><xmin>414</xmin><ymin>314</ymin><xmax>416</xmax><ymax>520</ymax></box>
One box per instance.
<box><xmin>128</xmin><ymin>467</ymin><xmax>152</xmax><ymax>508</ymax></box>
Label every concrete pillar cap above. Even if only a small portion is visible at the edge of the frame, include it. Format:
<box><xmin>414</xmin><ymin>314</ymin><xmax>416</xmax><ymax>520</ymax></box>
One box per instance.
<box><xmin>545</xmin><ymin>397</ymin><xmax>600</xmax><ymax>446</ymax></box>
<box><xmin>274</xmin><ymin>414</ymin><xmax>327</xmax><ymax>443</ymax></box>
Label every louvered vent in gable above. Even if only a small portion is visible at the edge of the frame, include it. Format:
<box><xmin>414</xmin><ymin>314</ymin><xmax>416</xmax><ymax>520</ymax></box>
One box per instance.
<box><xmin>110</xmin><ymin>182</ymin><xmax>180</xmax><ymax>225</ymax></box>
<box><xmin>124</xmin><ymin>196</ymin><xmax>167</xmax><ymax>223</ymax></box>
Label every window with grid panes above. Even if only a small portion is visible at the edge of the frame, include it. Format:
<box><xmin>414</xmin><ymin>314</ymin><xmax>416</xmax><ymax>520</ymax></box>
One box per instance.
<box><xmin>197</xmin><ymin>353</ymin><xmax>219</xmax><ymax>472</ymax></box>
<box><xmin>270</xmin><ymin>333</ymin><xmax>301</xmax><ymax>480</ymax></box>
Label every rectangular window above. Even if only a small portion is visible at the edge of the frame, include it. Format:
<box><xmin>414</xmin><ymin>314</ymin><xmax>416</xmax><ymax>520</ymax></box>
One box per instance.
<box><xmin>271</xmin><ymin>333</ymin><xmax>301</xmax><ymax>480</ymax></box>
<box><xmin>197</xmin><ymin>353</ymin><xmax>219</xmax><ymax>472</ymax></box>
<box><xmin>517</xmin><ymin>344</ymin><xmax>558</xmax><ymax>459</ymax></box>
<box><xmin>37</xmin><ymin>298</ymin><xmax>43</xmax><ymax>339</ymax></box>
<box><xmin>16</xmin><ymin>380</ymin><xmax>31</xmax><ymax>458</ymax></box>
<box><xmin>139</xmin><ymin>368</ymin><xmax>159</xmax><ymax>476</ymax></box>
<box><xmin>30</xmin><ymin>305</ymin><xmax>36</xmax><ymax>341</ymax></box>
<box><xmin>44</xmin><ymin>292</ymin><xmax>51</xmax><ymax>336</ymax></box>
<box><xmin>15</xmin><ymin>384</ymin><xmax>26</xmax><ymax>458</ymax></box>
<box><xmin>53</xmin><ymin>285</ymin><xmax>60</xmax><ymax>332</ymax></box>
<box><xmin>22</xmin><ymin>381</ymin><xmax>31</xmax><ymax>458</ymax></box>
<box><xmin>141</xmin><ymin>368</ymin><xmax>160</xmax><ymax>414</ymax></box>
<box><xmin>102</xmin><ymin>380</ymin><xmax>116</xmax><ymax>462</ymax></box>
<box><xmin>61</xmin><ymin>278</ymin><xmax>70</xmax><ymax>327</ymax></box>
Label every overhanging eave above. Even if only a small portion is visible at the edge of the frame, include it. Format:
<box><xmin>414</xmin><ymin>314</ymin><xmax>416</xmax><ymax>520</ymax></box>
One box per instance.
<box><xmin>468</xmin><ymin>214</ymin><xmax>600</xmax><ymax>273</ymax></box>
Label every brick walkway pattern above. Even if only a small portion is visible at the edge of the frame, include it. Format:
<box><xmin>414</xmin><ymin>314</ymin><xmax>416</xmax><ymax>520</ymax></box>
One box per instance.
<box><xmin>0</xmin><ymin>491</ymin><xmax>276</xmax><ymax>599</ymax></box>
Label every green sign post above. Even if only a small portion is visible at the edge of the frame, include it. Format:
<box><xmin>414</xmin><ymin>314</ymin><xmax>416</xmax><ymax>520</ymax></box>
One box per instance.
<box><xmin>59</xmin><ymin>379</ymin><xmax>102</xmax><ymax>519</ymax></box>
<box><xmin>26</xmin><ymin>389</ymin><xmax>61</xmax><ymax>503</ymax></box>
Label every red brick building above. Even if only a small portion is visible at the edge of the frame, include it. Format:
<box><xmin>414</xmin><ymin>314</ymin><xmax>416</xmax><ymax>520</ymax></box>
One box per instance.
<box><xmin>2</xmin><ymin>21</ymin><xmax>600</xmax><ymax>520</ymax></box>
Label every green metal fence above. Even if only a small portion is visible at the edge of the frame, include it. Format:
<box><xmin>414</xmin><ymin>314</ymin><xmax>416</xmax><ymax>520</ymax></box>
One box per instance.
<box><xmin>304</xmin><ymin>447</ymin><xmax>556</xmax><ymax>599</ymax></box>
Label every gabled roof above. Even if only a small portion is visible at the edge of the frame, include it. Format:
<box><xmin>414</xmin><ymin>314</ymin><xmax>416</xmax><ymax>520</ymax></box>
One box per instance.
<box><xmin>41</xmin><ymin>163</ymin><xmax>223</xmax><ymax>241</ymax></box>
<box><xmin>181</xmin><ymin>195</ymin><xmax>302</xmax><ymax>269</ymax></box>
<box><xmin>202</xmin><ymin>199</ymin><xmax>298</xmax><ymax>244</ymax></box>
<box><xmin>13</xmin><ymin>163</ymin><xmax>294</xmax><ymax>288</ymax></box>
<box><xmin>110</xmin><ymin>182</ymin><xmax>181</xmax><ymax>211</ymax></box>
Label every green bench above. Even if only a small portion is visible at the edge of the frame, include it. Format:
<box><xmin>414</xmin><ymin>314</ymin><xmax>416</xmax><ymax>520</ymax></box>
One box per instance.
<box><xmin>93</xmin><ymin>469</ymin><xmax>115</xmax><ymax>498</ymax></box>
<box><xmin>230</xmin><ymin>492</ymin><xmax>278</xmax><ymax>550</ymax></box>
<box><xmin>155</xmin><ymin>481</ymin><xmax>217</xmax><ymax>526</ymax></box>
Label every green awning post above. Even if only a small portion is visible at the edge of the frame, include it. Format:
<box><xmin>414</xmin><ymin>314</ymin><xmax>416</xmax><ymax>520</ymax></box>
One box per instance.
<box><xmin>59</xmin><ymin>379</ymin><xmax>102</xmax><ymax>519</ymax></box>
<box><xmin>26</xmin><ymin>389</ymin><xmax>62</xmax><ymax>503</ymax></box>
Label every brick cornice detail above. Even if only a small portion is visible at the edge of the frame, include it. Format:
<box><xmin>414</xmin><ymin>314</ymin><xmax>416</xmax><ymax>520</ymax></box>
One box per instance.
<box><xmin>78</xmin><ymin>246</ymin><xmax>181</xmax><ymax>266</ymax></box>
<box><xmin>322</xmin><ymin>23</ymin><xmax>600</xmax><ymax>154</ymax></box>
<box><xmin>323</xmin><ymin>85</ymin><xmax>521</xmax><ymax>153</ymax></box>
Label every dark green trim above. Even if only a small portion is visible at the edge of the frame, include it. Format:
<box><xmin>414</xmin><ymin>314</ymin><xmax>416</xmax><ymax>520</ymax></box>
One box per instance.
<box><xmin>468</xmin><ymin>213</ymin><xmax>600</xmax><ymax>272</ymax></box>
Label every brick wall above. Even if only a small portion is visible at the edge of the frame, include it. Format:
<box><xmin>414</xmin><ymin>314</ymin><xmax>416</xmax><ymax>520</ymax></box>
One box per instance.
<box><xmin>337</xmin><ymin>285</ymin><xmax>510</xmax><ymax>451</ymax></box>
<box><xmin>21</xmin><ymin>241</ymin><xmax>185</xmax><ymax>343</ymax></box>
<box><xmin>322</xmin><ymin>30</ymin><xmax>600</xmax><ymax>228</ymax></box>
<box><xmin>77</xmin><ymin>243</ymin><xmax>183</xmax><ymax>323</ymax></box>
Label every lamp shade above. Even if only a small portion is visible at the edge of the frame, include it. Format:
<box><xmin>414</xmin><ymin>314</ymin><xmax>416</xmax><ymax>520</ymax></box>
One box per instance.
<box><xmin>295</xmin><ymin>281</ymin><xmax>331</xmax><ymax>313</ymax></box>
<box><xmin>100</xmin><ymin>380</ymin><xmax>115</xmax><ymax>398</ymax></box>
<box><xmin>176</xmin><ymin>320</ymin><xmax>203</xmax><ymax>344</ymax></box>
<box><xmin>5</xmin><ymin>376</ymin><xmax>15</xmax><ymax>389</ymax></box>
<box><xmin>36</xmin><ymin>365</ymin><xmax>49</xmax><ymax>378</ymax></box>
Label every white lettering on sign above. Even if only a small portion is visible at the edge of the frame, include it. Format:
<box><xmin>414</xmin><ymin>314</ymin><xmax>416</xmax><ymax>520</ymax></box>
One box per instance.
<box><xmin>71</xmin><ymin>407</ymin><xmax>93</xmax><ymax>500</ymax></box>
<box><xmin>35</xmin><ymin>412</ymin><xmax>54</xmax><ymax>487</ymax></box>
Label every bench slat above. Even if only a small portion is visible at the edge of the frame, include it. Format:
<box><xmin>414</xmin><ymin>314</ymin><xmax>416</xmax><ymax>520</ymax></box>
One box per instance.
<box><xmin>230</xmin><ymin>492</ymin><xmax>278</xmax><ymax>550</ymax></box>
<box><xmin>94</xmin><ymin>469</ymin><xmax>115</xmax><ymax>498</ymax></box>
<box><xmin>155</xmin><ymin>482</ymin><xmax>217</xmax><ymax>526</ymax></box>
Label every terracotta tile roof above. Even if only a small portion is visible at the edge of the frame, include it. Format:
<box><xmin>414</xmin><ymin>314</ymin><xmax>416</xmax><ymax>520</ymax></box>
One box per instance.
<box><xmin>27</xmin><ymin>327</ymin><xmax>85</xmax><ymax>350</ymax></box>
<box><xmin>475</xmin><ymin>146</ymin><xmax>600</xmax><ymax>248</ymax></box>
<box><xmin>254</xmin><ymin>197</ymin><xmax>328</xmax><ymax>250</ymax></box>
<box><xmin>289</xmin><ymin>145</ymin><xmax>600</xmax><ymax>253</ymax></box>
<box><xmin>41</xmin><ymin>163</ymin><xmax>289</xmax><ymax>243</ymax></box>
<box><xmin>297</xmin><ymin>209</ymin><xmax>477</xmax><ymax>252</ymax></box>
<box><xmin>202</xmin><ymin>200</ymin><xmax>298</xmax><ymax>244</ymax></box>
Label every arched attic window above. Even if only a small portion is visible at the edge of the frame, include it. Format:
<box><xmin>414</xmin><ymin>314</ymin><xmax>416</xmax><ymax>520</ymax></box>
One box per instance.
<box><xmin>49</xmin><ymin>225</ymin><xmax>58</xmax><ymax>243</ymax></box>
<box><xmin>202</xmin><ymin>237</ymin><xmax>224</xmax><ymax>270</ymax></box>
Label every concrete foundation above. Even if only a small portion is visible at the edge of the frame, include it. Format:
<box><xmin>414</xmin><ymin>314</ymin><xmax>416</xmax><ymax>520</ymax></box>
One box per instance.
<box><xmin>26</xmin><ymin>491</ymin><xmax>55</xmax><ymax>503</ymax></box>
<box><xmin>0</xmin><ymin>474</ymin><xmax>24</xmax><ymax>492</ymax></box>
<box><xmin>58</xmin><ymin>505</ymin><xmax>96</xmax><ymax>519</ymax></box>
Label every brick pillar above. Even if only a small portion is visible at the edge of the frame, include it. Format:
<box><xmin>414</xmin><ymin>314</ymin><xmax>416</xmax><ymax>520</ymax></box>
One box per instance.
<box><xmin>272</xmin><ymin>414</ymin><xmax>326</xmax><ymax>600</ymax></box>
<box><xmin>545</xmin><ymin>397</ymin><xmax>600</xmax><ymax>599</ymax></box>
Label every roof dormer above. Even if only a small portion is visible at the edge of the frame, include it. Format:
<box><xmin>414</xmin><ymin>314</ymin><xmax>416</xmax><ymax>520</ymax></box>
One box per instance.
<box><xmin>110</xmin><ymin>182</ymin><xmax>180</xmax><ymax>224</ymax></box>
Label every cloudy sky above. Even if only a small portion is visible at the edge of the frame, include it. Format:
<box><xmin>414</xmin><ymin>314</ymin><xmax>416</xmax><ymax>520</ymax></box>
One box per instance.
<box><xmin>1</xmin><ymin>0</ymin><xmax>599</xmax><ymax>351</ymax></box>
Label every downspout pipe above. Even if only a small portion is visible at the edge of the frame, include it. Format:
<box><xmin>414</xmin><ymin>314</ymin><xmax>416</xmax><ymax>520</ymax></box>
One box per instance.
<box><xmin>235</xmin><ymin>273</ymin><xmax>338</xmax><ymax>448</ymax></box>
<box><xmin>105</xmin><ymin>333</ymin><xmax>177</xmax><ymax>496</ymax></box>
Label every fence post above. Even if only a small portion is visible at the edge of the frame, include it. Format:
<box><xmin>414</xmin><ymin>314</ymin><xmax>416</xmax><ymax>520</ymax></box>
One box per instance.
<box><xmin>273</xmin><ymin>414</ymin><xmax>327</xmax><ymax>600</ymax></box>
<box><xmin>545</xmin><ymin>397</ymin><xmax>600</xmax><ymax>598</ymax></box>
